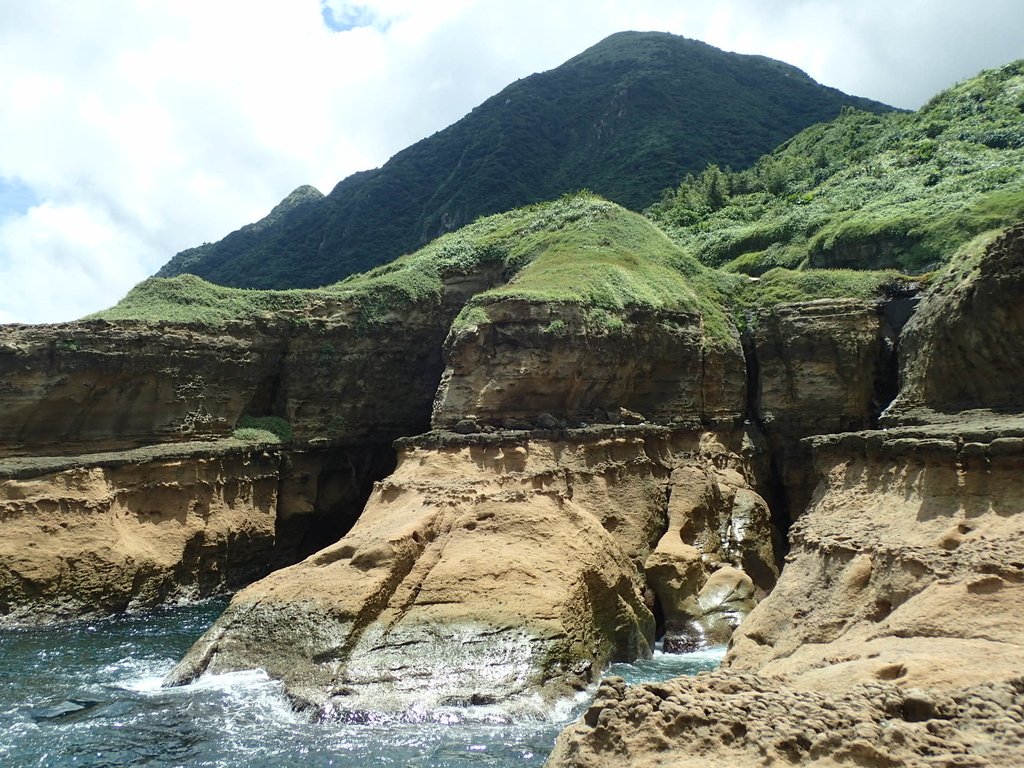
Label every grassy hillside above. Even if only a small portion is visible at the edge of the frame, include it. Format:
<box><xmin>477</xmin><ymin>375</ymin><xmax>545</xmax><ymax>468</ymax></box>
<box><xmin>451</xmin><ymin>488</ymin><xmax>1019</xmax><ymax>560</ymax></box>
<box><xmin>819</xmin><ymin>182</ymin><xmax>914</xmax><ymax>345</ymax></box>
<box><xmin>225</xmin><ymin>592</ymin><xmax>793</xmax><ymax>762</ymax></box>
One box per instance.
<box><xmin>105</xmin><ymin>194</ymin><xmax>728</xmax><ymax>326</ymax></box>
<box><xmin>647</xmin><ymin>60</ymin><xmax>1024</xmax><ymax>275</ymax></box>
<box><xmin>155</xmin><ymin>31</ymin><xmax>892</xmax><ymax>290</ymax></box>
<box><xmin>98</xmin><ymin>194</ymin><xmax>914</xmax><ymax>351</ymax></box>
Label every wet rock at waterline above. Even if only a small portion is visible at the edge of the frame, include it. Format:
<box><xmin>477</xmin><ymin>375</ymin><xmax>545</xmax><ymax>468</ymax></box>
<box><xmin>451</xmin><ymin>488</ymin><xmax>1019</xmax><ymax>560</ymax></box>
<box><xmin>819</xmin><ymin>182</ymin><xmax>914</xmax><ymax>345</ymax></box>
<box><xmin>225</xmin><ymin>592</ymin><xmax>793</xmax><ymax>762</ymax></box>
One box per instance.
<box><xmin>643</xmin><ymin>464</ymin><xmax>777</xmax><ymax>653</ymax></box>
<box><xmin>167</xmin><ymin>428</ymin><xmax>775</xmax><ymax>716</ymax></box>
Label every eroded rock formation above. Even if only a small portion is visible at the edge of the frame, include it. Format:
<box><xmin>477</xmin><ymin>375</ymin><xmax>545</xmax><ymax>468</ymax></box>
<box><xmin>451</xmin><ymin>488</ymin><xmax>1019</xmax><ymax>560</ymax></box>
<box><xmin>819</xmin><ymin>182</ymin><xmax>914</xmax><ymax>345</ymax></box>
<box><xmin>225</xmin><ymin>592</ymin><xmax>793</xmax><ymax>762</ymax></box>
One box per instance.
<box><xmin>433</xmin><ymin>300</ymin><xmax>746</xmax><ymax>429</ymax></box>
<box><xmin>545</xmin><ymin>225</ymin><xmax>1024</xmax><ymax>766</ymax></box>
<box><xmin>166</xmin><ymin>427</ymin><xmax>778</xmax><ymax>717</ymax></box>
<box><xmin>0</xmin><ymin>441</ymin><xmax>392</xmax><ymax>624</ymax></box>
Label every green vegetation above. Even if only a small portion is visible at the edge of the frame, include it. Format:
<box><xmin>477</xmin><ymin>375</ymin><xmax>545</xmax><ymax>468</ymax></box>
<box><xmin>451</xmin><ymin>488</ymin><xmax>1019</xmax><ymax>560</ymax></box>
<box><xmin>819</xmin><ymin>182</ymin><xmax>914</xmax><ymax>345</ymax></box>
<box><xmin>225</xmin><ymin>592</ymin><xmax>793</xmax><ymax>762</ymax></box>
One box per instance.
<box><xmin>156</xmin><ymin>31</ymin><xmax>890</xmax><ymax>291</ymax></box>
<box><xmin>648</xmin><ymin>61</ymin><xmax>1024</xmax><ymax>275</ymax></box>
<box><xmin>232</xmin><ymin>415</ymin><xmax>293</xmax><ymax>444</ymax></box>
<box><xmin>94</xmin><ymin>192</ymin><xmax>924</xmax><ymax>347</ymax></box>
<box><xmin>88</xmin><ymin>274</ymin><xmax>318</xmax><ymax>324</ymax></box>
<box><xmin>739</xmin><ymin>268</ymin><xmax>916</xmax><ymax>311</ymax></box>
<box><xmin>99</xmin><ymin>194</ymin><xmax>723</xmax><ymax>329</ymax></box>
<box><xmin>453</xmin><ymin>193</ymin><xmax>742</xmax><ymax>346</ymax></box>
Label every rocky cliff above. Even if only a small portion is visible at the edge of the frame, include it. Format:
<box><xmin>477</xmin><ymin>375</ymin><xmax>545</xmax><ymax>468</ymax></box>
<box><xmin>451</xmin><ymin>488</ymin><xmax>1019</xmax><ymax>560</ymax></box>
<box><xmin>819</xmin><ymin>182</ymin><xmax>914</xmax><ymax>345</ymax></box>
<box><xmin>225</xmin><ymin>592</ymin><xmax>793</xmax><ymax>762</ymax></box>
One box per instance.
<box><xmin>166</xmin><ymin>426</ymin><xmax>780</xmax><ymax>718</ymax></box>
<box><xmin>0</xmin><ymin>224</ymin><xmax>906</xmax><ymax>718</ymax></box>
<box><xmin>0</xmin><ymin>440</ymin><xmax>394</xmax><ymax>624</ymax></box>
<box><xmin>0</xmin><ymin>302</ymin><xmax>449</xmax><ymax>457</ymax></box>
<box><xmin>546</xmin><ymin>225</ymin><xmax>1024</xmax><ymax>766</ymax></box>
<box><xmin>5</xmin><ymin>197</ymin><xmax>1018</xmax><ymax>763</ymax></box>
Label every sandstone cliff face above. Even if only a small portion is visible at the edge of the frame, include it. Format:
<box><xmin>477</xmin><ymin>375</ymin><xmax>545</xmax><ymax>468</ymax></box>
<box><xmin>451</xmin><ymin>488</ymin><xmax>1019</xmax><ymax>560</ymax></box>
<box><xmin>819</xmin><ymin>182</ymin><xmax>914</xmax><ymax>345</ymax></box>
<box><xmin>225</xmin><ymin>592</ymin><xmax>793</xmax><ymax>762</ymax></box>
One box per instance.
<box><xmin>889</xmin><ymin>223</ymin><xmax>1024</xmax><ymax>418</ymax></box>
<box><xmin>432</xmin><ymin>300</ymin><xmax>746</xmax><ymax>430</ymax></box>
<box><xmin>728</xmin><ymin>420</ymin><xmax>1024</xmax><ymax>687</ymax></box>
<box><xmin>166</xmin><ymin>427</ymin><xmax>778</xmax><ymax>717</ymax></box>
<box><xmin>0</xmin><ymin>281</ymin><xmax>467</xmax><ymax>620</ymax></box>
<box><xmin>0</xmin><ymin>299</ymin><xmax>455</xmax><ymax>458</ymax></box>
<box><xmin>0</xmin><ymin>442</ymin><xmax>282</xmax><ymax>623</ymax></box>
<box><xmin>750</xmin><ymin>297</ymin><xmax>899</xmax><ymax>519</ymax></box>
<box><xmin>0</xmin><ymin>321</ymin><xmax>284</xmax><ymax>457</ymax></box>
<box><xmin>546</xmin><ymin>226</ymin><xmax>1024</xmax><ymax>768</ymax></box>
<box><xmin>547</xmin><ymin>418</ymin><xmax>1024</xmax><ymax>767</ymax></box>
<box><xmin>0</xmin><ymin>441</ymin><xmax>396</xmax><ymax>625</ymax></box>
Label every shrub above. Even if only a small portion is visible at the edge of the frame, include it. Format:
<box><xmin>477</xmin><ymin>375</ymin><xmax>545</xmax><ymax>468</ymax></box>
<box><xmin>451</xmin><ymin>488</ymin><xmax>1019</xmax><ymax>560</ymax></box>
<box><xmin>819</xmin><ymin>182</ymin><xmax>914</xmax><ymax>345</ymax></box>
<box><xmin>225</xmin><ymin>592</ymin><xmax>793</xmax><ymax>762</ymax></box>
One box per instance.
<box><xmin>234</xmin><ymin>415</ymin><xmax>293</xmax><ymax>442</ymax></box>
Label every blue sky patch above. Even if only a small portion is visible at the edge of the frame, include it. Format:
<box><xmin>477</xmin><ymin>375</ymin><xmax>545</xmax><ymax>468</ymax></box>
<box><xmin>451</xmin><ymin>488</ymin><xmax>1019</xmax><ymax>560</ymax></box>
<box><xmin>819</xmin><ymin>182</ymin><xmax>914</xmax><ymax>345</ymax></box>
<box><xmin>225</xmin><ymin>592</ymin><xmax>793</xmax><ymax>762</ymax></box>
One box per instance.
<box><xmin>0</xmin><ymin>178</ymin><xmax>40</xmax><ymax>221</ymax></box>
<box><xmin>320</xmin><ymin>2</ymin><xmax>379</xmax><ymax>32</ymax></box>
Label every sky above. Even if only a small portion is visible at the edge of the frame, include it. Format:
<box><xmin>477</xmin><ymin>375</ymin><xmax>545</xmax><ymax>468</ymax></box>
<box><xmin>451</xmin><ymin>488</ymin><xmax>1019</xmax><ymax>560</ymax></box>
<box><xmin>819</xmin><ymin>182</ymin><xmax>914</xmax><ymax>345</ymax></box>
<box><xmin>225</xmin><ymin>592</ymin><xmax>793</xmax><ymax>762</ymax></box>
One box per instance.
<box><xmin>1</xmin><ymin>1</ymin><xmax>1022</xmax><ymax>324</ymax></box>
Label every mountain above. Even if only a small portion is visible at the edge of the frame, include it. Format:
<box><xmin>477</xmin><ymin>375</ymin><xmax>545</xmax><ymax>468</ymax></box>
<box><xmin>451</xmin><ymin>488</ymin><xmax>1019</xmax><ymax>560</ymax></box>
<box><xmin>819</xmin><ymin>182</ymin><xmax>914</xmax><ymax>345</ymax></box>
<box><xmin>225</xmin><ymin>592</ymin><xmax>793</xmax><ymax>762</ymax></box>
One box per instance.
<box><xmin>647</xmin><ymin>59</ymin><xmax>1024</xmax><ymax>274</ymax></box>
<box><xmin>156</xmin><ymin>30</ymin><xmax>893</xmax><ymax>289</ymax></box>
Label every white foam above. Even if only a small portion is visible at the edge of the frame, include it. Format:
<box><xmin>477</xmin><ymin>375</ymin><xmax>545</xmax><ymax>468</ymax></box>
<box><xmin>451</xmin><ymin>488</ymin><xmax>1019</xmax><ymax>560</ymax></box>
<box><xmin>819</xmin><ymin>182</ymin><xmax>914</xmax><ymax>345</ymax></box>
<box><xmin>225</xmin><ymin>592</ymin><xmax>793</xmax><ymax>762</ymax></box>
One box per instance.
<box><xmin>654</xmin><ymin>644</ymin><xmax>728</xmax><ymax>662</ymax></box>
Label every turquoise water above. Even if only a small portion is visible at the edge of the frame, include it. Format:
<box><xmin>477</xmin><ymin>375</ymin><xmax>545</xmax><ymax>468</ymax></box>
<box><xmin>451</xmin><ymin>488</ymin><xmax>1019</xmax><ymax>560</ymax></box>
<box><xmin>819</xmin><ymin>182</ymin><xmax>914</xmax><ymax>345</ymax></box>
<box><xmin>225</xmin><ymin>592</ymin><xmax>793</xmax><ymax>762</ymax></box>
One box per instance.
<box><xmin>0</xmin><ymin>602</ymin><xmax>723</xmax><ymax>767</ymax></box>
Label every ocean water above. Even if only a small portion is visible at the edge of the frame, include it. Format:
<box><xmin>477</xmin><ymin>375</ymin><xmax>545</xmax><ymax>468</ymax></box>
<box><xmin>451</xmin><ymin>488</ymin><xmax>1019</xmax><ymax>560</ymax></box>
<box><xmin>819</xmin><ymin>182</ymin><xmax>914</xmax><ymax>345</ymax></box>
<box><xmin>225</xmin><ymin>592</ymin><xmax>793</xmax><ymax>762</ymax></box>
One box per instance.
<box><xmin>0</xmin><ymin>601</ymin><xmax>723</xmax><ymax>767</ymax></box>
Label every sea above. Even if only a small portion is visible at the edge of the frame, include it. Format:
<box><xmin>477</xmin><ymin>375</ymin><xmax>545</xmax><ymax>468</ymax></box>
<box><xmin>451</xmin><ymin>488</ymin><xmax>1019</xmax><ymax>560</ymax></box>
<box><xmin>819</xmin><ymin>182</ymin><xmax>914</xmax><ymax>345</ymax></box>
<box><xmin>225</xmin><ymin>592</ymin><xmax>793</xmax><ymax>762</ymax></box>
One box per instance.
<box><xmin>0</xmin><ymin>601</ymin><xmax>723</xmax><ymax>767</ymax></box>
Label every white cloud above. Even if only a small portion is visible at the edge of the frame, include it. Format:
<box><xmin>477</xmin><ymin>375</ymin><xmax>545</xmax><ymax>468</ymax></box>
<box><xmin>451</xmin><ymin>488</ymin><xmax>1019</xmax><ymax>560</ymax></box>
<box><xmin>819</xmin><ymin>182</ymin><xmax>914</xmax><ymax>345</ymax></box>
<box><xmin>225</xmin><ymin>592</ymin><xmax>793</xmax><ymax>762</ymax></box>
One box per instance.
<box><xmin>1</xmin><ymin>0</ymin><xmax>1023</xmax><ymax>323</ymax></box>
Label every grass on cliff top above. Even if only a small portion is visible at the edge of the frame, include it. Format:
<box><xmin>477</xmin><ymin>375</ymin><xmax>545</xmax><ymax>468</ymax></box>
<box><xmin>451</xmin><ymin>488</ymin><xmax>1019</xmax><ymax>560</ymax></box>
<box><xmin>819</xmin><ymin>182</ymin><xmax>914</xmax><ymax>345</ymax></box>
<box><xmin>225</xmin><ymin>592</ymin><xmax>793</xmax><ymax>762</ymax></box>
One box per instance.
<box><xmin>93</xmin><ymin>193</ymin><xmax>741</xmax><ymax>343</ymax></box>
<box><xmin>446</xmin><ymin>193</ymin><xmax>743</xmax><ymax>346</ymax></box>
<box><xmin>88</xmin><ymin>274</ymin><xmax>324</xmax><ymax>324</ymax></box>
<box><xmin>647</xmin><ymin>60</ymin><xmax>1024</xmax><ymax>275</ymax></box>
<box><xmin>93</xmin><ymin>191</ymin><xmax>912</xmax><ymax>343</ymax></box>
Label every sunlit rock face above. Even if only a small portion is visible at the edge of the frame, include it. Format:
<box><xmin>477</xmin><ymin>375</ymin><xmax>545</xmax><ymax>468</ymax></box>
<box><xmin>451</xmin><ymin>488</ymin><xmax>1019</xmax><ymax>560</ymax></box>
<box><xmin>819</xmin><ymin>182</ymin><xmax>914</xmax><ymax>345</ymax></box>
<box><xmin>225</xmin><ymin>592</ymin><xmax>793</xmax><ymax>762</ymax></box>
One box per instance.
<box><xmin>166</xmin><ymin>426</ymin><xmax>778</xmax><ymax>718</ymax></box>
<box><xmin>0</xmin><ymin>441</ymin><xmax>390</xmax><ymax>625</ymax></box>
<box><xmin>432</xmin><ymin>300</ymin><xmax>746</xmax><ymax>431</ymax></box>
<box><xmin>643</xmin><ymin>464</ymin><xmax>777</xmax><ymax>653</ymax></box>
<box><xmin>545</xmin><ymin>226</ymin><xmax>1024</xmax><ymax>768</ymax></box>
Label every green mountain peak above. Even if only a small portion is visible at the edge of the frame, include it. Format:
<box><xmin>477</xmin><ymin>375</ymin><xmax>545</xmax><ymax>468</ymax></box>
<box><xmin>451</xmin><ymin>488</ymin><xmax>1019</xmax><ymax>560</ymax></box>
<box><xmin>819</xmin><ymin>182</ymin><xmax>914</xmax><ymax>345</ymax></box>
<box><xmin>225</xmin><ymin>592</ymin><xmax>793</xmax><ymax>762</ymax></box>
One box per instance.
<box><xmin>155</xmin><ymin>31</ymin><xmax>893</xmax><ymax>290</ymax></box>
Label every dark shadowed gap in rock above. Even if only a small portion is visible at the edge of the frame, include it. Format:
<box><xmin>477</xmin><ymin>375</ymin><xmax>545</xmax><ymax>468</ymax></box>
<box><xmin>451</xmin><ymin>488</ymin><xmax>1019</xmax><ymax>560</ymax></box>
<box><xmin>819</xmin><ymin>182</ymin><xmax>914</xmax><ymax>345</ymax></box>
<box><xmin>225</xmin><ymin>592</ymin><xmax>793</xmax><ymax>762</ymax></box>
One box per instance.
<box><xmin>271</xmin><ymin>443</ymin><xmax>398</xmax><ymax>568</ymax></box>
<box><xmin>245</xmin><ymin>372</ymin><xmax>284</xmax><ymax>418</ymax></box>
<box><xmin>741</xmin><ymin>327</ymin><xmax>791</xmax><ymax>565</ymax></box>
<box><xmin>651</xmin><ymin>591</ymin><xmax>666</xmax><ymax>642</ymax></box>
<box><xmin>873</xmin><ymin>293</ymin><xmax>921</xmax><ymax>422</ymax></box>
<box><xmin>245</xmin><ymin>331</ymin><xmax>291</xmax><ymax>418</ymax></box>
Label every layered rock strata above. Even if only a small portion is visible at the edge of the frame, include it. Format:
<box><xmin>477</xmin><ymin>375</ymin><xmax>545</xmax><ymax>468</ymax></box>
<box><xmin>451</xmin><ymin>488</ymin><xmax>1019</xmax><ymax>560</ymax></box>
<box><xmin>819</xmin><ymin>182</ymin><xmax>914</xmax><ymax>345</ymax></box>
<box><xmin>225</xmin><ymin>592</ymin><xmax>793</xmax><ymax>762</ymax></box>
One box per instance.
<box><xmin>432</xmin><ymin>300</ymin><xmax>746</xmax><ymax>430</ymax></box>
<box><xmin>0</xmin><ymin>299</ymin><xmax>455</xmax><ymax>458</ymax></box>
<box><xmin>167</xmin><ymin>427</ymin><xmax>778</xmax><ymax>717</ymax></box>
<box><xmin>547</xmin><ymin>417</ymin><xmax>1024</xmax><ymax>766</ymax></box>
<box><xmin>0</xmin><ymin>441</ymin><xmax>391</xmax><ymax>625</ymax></box>
<box><xmin>547</xmin><ymin>226</ymin><xmax>1024</xmax><ymax>767</ymax></box>
<box><xmin>750</xmin><ymin>297</ymin><xmax>901</xmax><ymax>520</ymax></box>
<box><xmin>549</xmin><ymin>671</ymin><xmax>1024</xmax><ymax>767</ymax></box>
<box><xmin>888</xmin><ymin>223</ymin><xmax>1024</xmax><ymax>419</ymax></box>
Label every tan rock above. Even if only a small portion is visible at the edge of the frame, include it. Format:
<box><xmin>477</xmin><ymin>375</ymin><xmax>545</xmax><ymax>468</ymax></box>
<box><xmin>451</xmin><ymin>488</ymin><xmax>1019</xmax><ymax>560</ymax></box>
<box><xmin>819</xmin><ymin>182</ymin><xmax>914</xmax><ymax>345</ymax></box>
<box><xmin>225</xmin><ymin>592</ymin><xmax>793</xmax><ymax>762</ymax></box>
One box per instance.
<box><xmin>0</xmin><ymin>442</ymin><xmax>280</xmax><ymax>622</ymax></box>
<box><xmin>431</xmin><ymin>300</ymin><xmax>746</xmax><ymax>429</ymax></box>
<box><xmin>752</xmin><ymin>298</ymin><xmax>896</xmax><ymax>518</ymax></box>
<box><xmin>167</xmin><ymin>433</ymin><xmax>663</xmax><ymax>715</ymax></box>
<box><xmin>548</xmin><ymin>417</ymin><xmax>1024</xmax><ymax>767</ymax></box>
<box><xmin>644</xmin><ymin>465</ymin><xmax>778</xmax><ymax>652</ymax></box>
<box><xmin>0</xmin><ymin>296</ymin><xmax>455</xmax><ymax>457</ymax></box>
<box><xmin>0</xmin><ymin>441</ymin><xmax>387</xmax><ymax>624</ymax></box>
<box><xmin>167</xmin><ymin>427</ymin><xmax>774</xmax><ymax>716</ymax></box>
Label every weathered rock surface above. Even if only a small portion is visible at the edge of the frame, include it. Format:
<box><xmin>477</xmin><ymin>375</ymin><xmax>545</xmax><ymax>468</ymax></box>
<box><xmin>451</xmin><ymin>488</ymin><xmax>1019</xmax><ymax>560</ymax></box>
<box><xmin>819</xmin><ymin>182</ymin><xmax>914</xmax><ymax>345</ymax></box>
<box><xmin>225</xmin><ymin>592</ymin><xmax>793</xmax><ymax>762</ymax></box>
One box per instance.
<box><xmin>0</xmin><ymin>441</ymin><xmax>279</xmax><ymax>623</ymax></box>
<box><xmin>0</xmin><ymin>302</ymin><xmax>451</xmax><ymax>458</ymax></box>
<box><xmin>547</xmin><ymin>418</ymin><xmax>1024</xmax><ymax>766</ymax></box>
<box><xmin>730</xmin><ymin>418</ymin><xmax>1024</xmax><ymax>686</ymax></box>
<box><xmin>750</xmin><ymin>297</ymin><xmax>901</xmax><ymax>520</ymax></box>
<box><xmin>547</xmin><ymin>226</ymin><xmax>1024</xmax><ymax>767</ymax></box>
<box><xmin>166</xmin><ymin>427</ymin><xmax>776</xmax><ymax>716</ymax></box>
<box><xmin>0</xmin><ymin>269</ymin><xmax>491</xmax><ymax>620</ymax></box>
<box><xmin>889</xmin><ymin>223</ymin><xmax>1024</xmax><ymax>419</ymax></box>
<box><xmin>432</xmin><ymin>300</ymin><xmax>746</xmax><ymax>430</ymax></box>
<box><xmin>643</xmin><ymin>463</ymin><xmax>777</xmax><ymax>652</ymax></box>
<box><xmin>549</xmin><ymin>672</ymin><xmax>1024</xmax><ymax>767</ymax></box>
<box><xmin>0</xmin><ymin>441</ymin><xmax>391</xmax><ymax>625</ymax></box>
